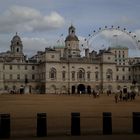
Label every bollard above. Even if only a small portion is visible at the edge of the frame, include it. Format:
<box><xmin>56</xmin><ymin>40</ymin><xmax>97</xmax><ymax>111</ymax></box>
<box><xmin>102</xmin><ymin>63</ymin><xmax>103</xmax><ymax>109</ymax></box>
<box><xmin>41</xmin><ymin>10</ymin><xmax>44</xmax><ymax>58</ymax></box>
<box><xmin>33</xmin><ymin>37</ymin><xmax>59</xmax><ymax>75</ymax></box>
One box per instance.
<box><xmin>37</xmin><ymin>113</ymin><xmax>47</xmax><ymax>137</ymax></box>
<box><xmin>103</xmin><ymin>112</ymin><xmax>112</xmax><ymax>135</ymax></box>
<box><xmin>0</xmin><ymin>114</ymin><xmax>10</xmax><ymax>139</ymax></box>
<box><xmin>133</xmin><ymin>112</ymin><xmax>140</xmax><ymax>134</ymax></box>
<box><xmin>71</xmin><ymin>112</ymin><xmax>80</xmax><ymax>136</ymax></box>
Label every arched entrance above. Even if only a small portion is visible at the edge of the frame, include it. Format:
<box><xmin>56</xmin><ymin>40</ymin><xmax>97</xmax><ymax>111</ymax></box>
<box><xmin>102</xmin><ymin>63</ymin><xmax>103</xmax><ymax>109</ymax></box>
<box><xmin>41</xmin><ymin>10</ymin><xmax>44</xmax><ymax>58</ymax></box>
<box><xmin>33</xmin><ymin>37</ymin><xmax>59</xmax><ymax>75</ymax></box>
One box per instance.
<box><xmin>87</xmin><ymin>85</ymin><xmax>91</xmax><ymax>94</ymax></box>
<box><xmin>77</xmin><ymin>84</ymin><xmax>85</xmax><ymax>94</ymax></box>
<box><xmin>72</xmin><ymin>86</ymin><xmax>76</xmax><ymax>94</ymax></box>
<box><xmin>123</xmin><ymin>86</ymin><xmax>127</xmax><ymax>93</ymax></box>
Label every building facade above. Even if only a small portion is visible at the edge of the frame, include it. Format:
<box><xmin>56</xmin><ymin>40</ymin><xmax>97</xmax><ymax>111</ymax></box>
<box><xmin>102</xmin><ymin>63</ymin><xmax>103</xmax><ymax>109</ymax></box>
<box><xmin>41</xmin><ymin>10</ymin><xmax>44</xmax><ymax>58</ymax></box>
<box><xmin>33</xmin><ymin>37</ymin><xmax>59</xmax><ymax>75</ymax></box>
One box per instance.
<box><xmin>0</xmin><ymin>26</ymin><xmax>140</xmax><ymax>94</ymax></box>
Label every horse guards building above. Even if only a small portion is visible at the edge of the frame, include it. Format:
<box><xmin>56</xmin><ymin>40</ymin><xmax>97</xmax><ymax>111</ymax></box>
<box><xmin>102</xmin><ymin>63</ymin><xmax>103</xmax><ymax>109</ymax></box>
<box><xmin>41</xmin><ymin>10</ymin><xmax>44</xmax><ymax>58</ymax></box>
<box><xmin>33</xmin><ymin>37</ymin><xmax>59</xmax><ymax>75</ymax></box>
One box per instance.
<box><xmin>0</xmin><ymin>25</ymin><xmax>140</xmax><ymax>94</ymax></box>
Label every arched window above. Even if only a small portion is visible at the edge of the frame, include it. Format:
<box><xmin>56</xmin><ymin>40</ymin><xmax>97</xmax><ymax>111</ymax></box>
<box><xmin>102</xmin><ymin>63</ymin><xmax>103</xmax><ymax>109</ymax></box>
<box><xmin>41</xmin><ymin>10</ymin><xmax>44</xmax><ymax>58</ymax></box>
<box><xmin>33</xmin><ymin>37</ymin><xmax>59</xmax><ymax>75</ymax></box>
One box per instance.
<box><xmin>77</xmin><ymin>68</ymin><xmax>85</xmax><ymax>81</ymax></box>
<box><xmin>17</xmin><ymin>48</ymin><xmax>19</xmax><ymax>52</ymax></box>
<box><xmin>106</xmin><ymin>69</ymin><xmax>113</xmax><ymax>81</ymax></box>
<box><xmin>49</xmin><ymin>68</ymin><xmax>57</xmax><ymax>80</ymax></box>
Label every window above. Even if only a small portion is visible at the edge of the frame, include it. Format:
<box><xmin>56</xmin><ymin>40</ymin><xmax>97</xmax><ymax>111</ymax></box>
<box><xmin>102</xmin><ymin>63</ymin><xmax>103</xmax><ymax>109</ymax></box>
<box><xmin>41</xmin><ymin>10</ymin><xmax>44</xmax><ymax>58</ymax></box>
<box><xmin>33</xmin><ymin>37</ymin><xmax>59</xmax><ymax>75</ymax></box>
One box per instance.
<box><xmin>72</xmin><ymin>71</ymin><xmax>75</xmax><ymax>80</ymax></box>
<box><xmin>49</xmin><ymin>68</ymin><xmax>56</xmax><ymax>79</ymax></box>
<box><xmin>116</xmin><ymin>67</ymin><xmax>119</xmax><ymax>71</ymax></box>
<box><xmin>32</xmin><ymin>74</ymin><xmax>35</xmax><ymax>80</ymax></box>
<box><xmin>122</xmin><ymin>76</ymin><xmax>125</xmax><ymax>80</ymax></box>
<box><xmin>25</xmin><ymin>65</ymin><xmax>27</xmax><ymax>70</ymax></box>
<box><xmin>17</xmin><ymin>65</ymin><xmax>20</xmax><ymax>70</ymax></box>
<box><xmin>10</xmin><ymin>65</ymin><xmax>12</xmax><ymax>70</ymax></box>
<box><xmin>3</xmin><ymin>65</ymin><xmax>5</xmax><ymax>70</ymax></box>
<box><xmin>129</xmin><ymin>76</ymin><xmax>131</xmax><ymax>80</ymax></box>
<box><xmin>62</xmin><ymin>71</ymin><xmax>66</xmax><ymax>80</ymax></box>
<box><xmin>17</xmin><ymin>74</ymin><xmax>20</xmax><ymax>80</ymax></box>
<box><xmin>116</xmin><ymin>75</ymin><xmax>119</xmax><ymax>80</ymax></box>
<box><xmin>32</xmin><ymin>66</ymin><xmax>35</xmax><ymax>70</ymax></box>
<box><xmin>17</xmin><ymin>48</ymin><xmax>19</xmax><ymax>52</ymax></box>
<box><xmin>63</xmin><ymin>66</ymin><xmax>65</xmax><ymax>68</ymax></box>
<box><xmin>51</xmin><ymin>55</ymin><xmax>54</xmax><ymax>58</ymax></box>
<box><xmin>95</xmin><ymin>72</ymin><xmax>99</xmax><ymax>81</ymax></box>
<box><xmin>87</xmin><ymin>72</ymin><xmax>90</xmax><ymax>80</ymax></box>
<box><xmin>106</xmin><ymin>69</ymin><xmax>113</xmax><ymax>81</ymax></box>
<box><xmin>25</xmin><ymin>74</ymin><xmax>28</xmax><ymax>79</ymax></box>
<box><xmin>77</xmin><ymin>69</ymin><xmax>85</xmax><ymax>81</ymax></box>
<box><xmin>3</xmin><ymin>74</ymin><xmax>5</xmax><ymax>80</ymax></box>
<box><xmin>128</xmin><ymin>68</ymin><xmax>131</xmax><ymax>71</ymax></box>
<box><xmin>122</xmin><ymin>68</ymin><xmax>125</xmax><ymax>71</ymax></box>
<box><xmin>10</xmin><ymin>74</ymin><xmax>12</xmax><ymax>80</ymax></box>
<box><xmin>108</xmin><ymin>57</ymin><xmax>111</xmax><ymax>60</ymax></box>
<box><xmin>4</xmin><ymin>85</ymin><xmax>8</xmax><ymax>90</ymax></box>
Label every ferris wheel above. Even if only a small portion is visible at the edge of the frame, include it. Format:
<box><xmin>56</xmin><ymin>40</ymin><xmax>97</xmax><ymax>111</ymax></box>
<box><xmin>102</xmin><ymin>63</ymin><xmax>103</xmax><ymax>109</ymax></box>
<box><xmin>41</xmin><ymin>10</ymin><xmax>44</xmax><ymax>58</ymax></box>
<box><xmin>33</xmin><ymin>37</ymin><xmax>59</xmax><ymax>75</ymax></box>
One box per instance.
<box><xmin>81</xmin><ymin>25</ymin><xmax>140</xmax><ymax>51</ymax></box>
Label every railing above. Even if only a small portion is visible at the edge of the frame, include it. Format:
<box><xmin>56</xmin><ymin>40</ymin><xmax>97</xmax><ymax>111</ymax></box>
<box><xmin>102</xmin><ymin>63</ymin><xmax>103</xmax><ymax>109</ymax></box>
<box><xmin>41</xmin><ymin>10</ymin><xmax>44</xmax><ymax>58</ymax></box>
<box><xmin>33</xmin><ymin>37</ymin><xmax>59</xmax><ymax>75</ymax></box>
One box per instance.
<box><xmin>0</xmin><ymin>112</ymin><xmax>140</xmax><ymax>138</ymax></box>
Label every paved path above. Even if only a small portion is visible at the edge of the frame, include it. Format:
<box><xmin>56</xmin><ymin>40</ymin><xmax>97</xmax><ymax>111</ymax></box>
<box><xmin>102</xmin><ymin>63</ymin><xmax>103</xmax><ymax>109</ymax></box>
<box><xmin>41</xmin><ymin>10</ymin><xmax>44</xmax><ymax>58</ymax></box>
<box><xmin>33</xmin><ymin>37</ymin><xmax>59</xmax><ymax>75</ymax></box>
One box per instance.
<box><xmin>9</xmin><ymin>135</ymin><xmax>140</xmax><ymax>140</ymax></box>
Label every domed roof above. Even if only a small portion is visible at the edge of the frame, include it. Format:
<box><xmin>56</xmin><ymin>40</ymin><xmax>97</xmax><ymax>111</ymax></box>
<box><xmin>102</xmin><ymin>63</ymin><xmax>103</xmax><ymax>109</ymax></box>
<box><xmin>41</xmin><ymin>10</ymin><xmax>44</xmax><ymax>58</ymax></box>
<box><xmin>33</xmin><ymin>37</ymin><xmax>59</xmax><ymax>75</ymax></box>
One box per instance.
<box><xmin>69</xmin><ymin>25</ymin><xmax>75</xmax><ymax>30</ymax></box>
<box><xmin>11</xmin><ymin>33</ymin><xmax>21</xmax><ymax>42</ymax></box>
<box><xmin>65</xmin><ymin>35</ymin><xmax>79</xmax><ymax>42</ymax></box>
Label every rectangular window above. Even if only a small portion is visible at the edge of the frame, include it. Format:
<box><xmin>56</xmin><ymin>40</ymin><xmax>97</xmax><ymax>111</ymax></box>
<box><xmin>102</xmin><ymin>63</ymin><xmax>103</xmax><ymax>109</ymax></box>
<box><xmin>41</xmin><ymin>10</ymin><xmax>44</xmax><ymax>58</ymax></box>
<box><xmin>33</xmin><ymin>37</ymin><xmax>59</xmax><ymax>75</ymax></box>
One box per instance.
<box><xmin>25</xmin><ymin>65</ymin><xmax>27</xmax><ymax>70</ymax></box>
<box><xmin>122</xmin><ymin>76</ymin><xmax>125</xmax><ymax>80</ymax></box>
<box><xmin>32</xmin><ymin>74</ymin><xmax>35</xmax><ymax>80</ymax></box>
<box><xmin>72</xmin><ymin>72</ymin><xmax>75</xmax><ymax>80</ymax></box>
<box><xmin>95</xmin><ymin>72</ymin><xmax>98</xmax><ymax>81</ymax></box>
<box><xmin>17</xmin><ymin>65</ymin><xmax>20</xmax><ymax>70</ymax></box>
<box><xmin>32</xmin><ymin>66</ymin><xmax>35</xmax><ymax>70</ymax></box>
<box><xmin>87</xmin><ymin>72</ymin><xmax>90</xmax><ymax>80</ymax></box>
<box><xmin>116</xmin><ymin>75</ymin><xmax>119</xmax><ymax>80</ymax></box>
<box><xmin>10</xmin><ymin>74</ymin><xmax>12</xmax><ymax>80</ymax></box>
<box><xmin>17</xmin><ymin>74</ymin><xmax>20</xmax><ymax>80</ymax></box>
<box><xmin>62</xmin><ymin>71</ymin><xmax>66</xmax><ymax>80</ymax></box>
<box><xmin>25</xmin><ymin>74</ymin><xmax>28</xmax><ymax>79</ymax></box>
<box><xmin>10</xmin><ymin>65</ymin><xmax>12</xmax><ymax>70</ymax></box>
<box><xmin>3</xmin><ymin>74</ymin><xmax>5</xmax><ymax>80</ymax></box>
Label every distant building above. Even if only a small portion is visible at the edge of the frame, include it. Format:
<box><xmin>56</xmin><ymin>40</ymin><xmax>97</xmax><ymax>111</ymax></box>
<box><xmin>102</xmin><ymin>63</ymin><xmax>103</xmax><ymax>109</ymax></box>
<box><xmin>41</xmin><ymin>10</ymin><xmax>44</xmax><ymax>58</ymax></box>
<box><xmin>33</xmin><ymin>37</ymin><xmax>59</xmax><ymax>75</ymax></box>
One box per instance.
<box><xmin>0</xmin><ymin>25</ymin><xmax>140</xmax><ymax>94</ymax></box>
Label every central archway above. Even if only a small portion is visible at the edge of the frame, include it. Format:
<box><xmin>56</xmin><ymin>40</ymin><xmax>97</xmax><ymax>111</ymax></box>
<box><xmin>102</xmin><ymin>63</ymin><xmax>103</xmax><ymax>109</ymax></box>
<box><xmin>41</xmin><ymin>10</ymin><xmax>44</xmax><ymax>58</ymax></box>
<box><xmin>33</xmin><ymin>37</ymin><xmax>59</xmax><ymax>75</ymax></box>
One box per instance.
<box><xmin>77</xmin><ymin>84</ymin><xmax>85</xmax><ymax>94</ymax></box>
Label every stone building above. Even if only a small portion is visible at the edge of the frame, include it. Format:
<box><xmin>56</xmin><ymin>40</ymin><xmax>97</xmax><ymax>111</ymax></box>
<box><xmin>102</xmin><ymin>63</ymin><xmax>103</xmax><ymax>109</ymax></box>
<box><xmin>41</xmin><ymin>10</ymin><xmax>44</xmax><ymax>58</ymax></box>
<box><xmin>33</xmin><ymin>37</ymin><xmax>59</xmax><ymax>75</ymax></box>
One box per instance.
<box><xmin>0</xmin><ymin>25</ymin><xmax>139</xmax><ymax>94</ymax></box>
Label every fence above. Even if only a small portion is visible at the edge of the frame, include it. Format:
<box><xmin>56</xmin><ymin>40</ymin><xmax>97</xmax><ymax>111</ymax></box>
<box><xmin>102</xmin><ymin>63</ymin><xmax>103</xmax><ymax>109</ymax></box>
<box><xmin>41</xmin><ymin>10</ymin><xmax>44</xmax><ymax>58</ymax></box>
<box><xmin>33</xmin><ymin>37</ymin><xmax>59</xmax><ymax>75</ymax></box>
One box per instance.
<box><xmin>0</xmin><ymin>112</ymin><xmax>140</xmax><ymax>138</ymax></box>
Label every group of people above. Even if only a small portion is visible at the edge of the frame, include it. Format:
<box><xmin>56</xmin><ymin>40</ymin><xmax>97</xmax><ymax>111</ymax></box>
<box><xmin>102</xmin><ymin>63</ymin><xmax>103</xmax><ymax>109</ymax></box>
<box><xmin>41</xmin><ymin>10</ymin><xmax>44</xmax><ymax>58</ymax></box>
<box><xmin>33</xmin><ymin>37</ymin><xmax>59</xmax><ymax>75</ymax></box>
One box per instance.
<box><xmin>114</xmin><ymin>89</ymin><xmax>137</xmax><ymax>103</ymax></box>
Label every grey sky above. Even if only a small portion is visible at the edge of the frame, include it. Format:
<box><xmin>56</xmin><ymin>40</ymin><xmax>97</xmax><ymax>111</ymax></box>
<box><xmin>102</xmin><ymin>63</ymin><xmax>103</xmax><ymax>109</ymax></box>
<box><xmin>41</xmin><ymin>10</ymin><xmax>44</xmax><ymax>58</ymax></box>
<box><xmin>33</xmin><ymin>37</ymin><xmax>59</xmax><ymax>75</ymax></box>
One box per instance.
<box><xmin>0</xmin><ymin>0</ymin><xmax>140</xmax><ymax>56</ymax></box>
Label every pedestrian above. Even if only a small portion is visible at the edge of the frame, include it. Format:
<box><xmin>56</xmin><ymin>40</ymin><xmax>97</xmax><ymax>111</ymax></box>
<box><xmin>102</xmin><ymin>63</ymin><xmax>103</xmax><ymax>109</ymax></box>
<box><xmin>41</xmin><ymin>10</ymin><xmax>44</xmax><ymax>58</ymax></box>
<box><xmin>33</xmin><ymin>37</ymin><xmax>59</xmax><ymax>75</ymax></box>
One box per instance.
<box><xmin>115</xmin><ymin>92</ymin><xmax>118</xmax><ymax>103</ymax></box>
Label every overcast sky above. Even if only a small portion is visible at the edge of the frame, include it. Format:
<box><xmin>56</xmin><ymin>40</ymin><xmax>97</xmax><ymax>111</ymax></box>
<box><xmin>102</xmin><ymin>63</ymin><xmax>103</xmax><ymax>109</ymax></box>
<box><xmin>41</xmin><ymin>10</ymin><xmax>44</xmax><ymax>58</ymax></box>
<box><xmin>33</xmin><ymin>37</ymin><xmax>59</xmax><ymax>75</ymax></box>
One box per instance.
<box><xmin>0</xmin><ymin>0</ymin><xmax>140</xmax><ymax>57</ymax></box>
